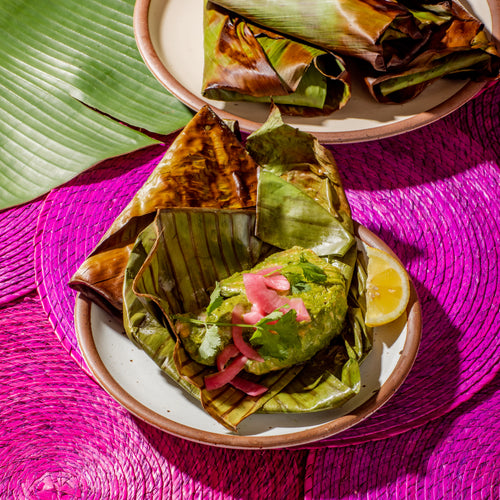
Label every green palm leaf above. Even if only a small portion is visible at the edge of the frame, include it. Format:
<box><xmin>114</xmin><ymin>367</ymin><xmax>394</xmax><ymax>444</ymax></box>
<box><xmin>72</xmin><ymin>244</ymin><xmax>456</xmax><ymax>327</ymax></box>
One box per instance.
<box><xmin>0</xmin><ymin>0</ymin><xmax>192</xmax><ymax>209</ymax></box>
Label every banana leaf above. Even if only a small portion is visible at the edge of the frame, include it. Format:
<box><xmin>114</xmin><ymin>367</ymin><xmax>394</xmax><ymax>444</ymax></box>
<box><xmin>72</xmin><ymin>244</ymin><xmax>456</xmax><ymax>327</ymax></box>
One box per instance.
<box><xmin>74</xmin><ymin>105</ymin><xmax>372</xmax><ymax>430</ymax></box>
<box><xmin>246</xmin><ymin>105</ymin><xmax>354</xmax><ymax>253</ymax></box>
<box><xmin>122</xmin><ymin>209</ymin><xmax>371</xmax><ymax>427</ymax></box>
<box><xmin>121</xmin><ymin>211</ymin><xmax>370</xmax><ymax>427</ymax></box>
<box><xmin>118</xmin><ymin>107</ymin><xmax>371</xmax><ymax>429</ymax></box>
<box><xmin>0</xmin><ymin>0</ymin><xmax>194</xmax><ymax>210</ymax></box>
<box><xmin>203</xmin><ymin>1</ymin><xmax>351</xmax><ymax>115</ymax></box>
<box><xmin>255</xmin><ymin>170</ymin><xmax>354</xmax><ymax>257</ymax></box>
<box><xmin>248</xmin><ymin>109</ymin><xmax>371</xmax><ymax>413</ymax></box>
<box><xmin>209</xmin><ymin>0</ymin><xmax>427</xmax><ymax>71</ymax></box>
<box><xmin>366</xmin><ymin>0</ymin><xmax>500</xmax><ymax>102</ymax></box>
<box><xmin>69</xmin><ymin>106</ymin><xmax>259</xmax><ymax>315</ymax></box>
<box><xmin>206</xmin><ymin>0</ymin><xmax>499</xmax><ymax>107</ymax></box>
<box><xmin>126</xmin><ymin>208</ymin><xmax>301</xmax><ymax>430</ymax></box>
<box><xmin>122</xmin><ymin>218</ymin><xmax>199</xmax><ymax>399</ymax></box>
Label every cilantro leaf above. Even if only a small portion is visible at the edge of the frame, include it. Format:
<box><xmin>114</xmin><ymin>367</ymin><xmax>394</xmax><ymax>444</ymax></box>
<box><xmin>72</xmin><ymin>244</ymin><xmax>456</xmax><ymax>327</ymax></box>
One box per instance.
<box><xmin>298</xmin><ymin>255</ymin><xmax>327</xmax><ymax>283</ymax></box>
<box><xmin>291</xmin><ymin>281</ymin><xmax>311</xmax><ymax>294</ymax></box>
<box><xmin>198</xmin><ymin>324</ymin><xmax>222</xmax><ymax>361</ymax></box>
<box><xmin>205</xmin><ymin>282</ymin><xmax>223</xmax><ymax>316</ymax></box>
<box><xmin>284</xmin><ymin>272</ymin><xmax>311</xmax><ymax>294</ymax></box>
<box><xmin>250</xmin><ymin>310</ymin><xmax>301</xmax><ymax>360</ymax></box>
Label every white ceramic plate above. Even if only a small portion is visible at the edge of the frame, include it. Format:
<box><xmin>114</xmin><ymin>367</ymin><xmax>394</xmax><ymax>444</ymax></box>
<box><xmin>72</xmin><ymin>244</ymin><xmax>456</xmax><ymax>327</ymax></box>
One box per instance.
<box><xmin>134</xmin><ymin>0</ymin><xmax>499</xmax><ymax>142</ymax></box>
<box><xmin>75</xmin><ymin>226</ymin><xmax>422</xmax><ymax>449</ymax></box>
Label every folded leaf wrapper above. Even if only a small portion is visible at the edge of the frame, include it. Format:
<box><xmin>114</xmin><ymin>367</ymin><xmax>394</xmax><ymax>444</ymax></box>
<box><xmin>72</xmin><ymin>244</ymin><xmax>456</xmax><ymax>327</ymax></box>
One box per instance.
<box><xmin>208</xmin><ymin>0</ymin><xmax>426</xmax><ymax>71</ymax></box>
<box><xmin>203</xmin><ymin>1</ymin><xmax>351</xmax><ymax>115</ymax></box>
<box><xmin>71</xmin><ymin>106</ymin><xmax>372</xmax><ymax>431</ymax></box>
<box><xmin>69</xmin><ymin>106</ymin><xmax>259</xmax><ymax>315</ymax></box>
<box><xmin>205</xmin><ymin>0</ymin><xmax>499</xmax><ymax>108</ymax></box>
<box><xmin>367</xmin><ymin>0</ymin><xmax>500</xmax><ymax>102</ymax></box>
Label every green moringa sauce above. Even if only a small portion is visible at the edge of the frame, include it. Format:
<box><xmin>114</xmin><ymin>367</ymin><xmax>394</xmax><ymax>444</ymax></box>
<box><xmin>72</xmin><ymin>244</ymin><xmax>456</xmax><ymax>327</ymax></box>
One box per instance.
<box><xmin>176</xmin><ymin>246</ymin><xmax>348</xmax><ymax>375</ymax></box>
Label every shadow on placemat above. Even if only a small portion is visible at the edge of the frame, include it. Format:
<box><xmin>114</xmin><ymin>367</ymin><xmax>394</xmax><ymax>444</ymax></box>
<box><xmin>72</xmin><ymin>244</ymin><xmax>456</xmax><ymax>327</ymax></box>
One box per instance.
<box><xmin>333</xmin><ymin>89</ymin><xmax>500</xmax><ymax>191</ymax></box>
<box><xmin>0</xmin><ymin>198</ymin><xmax>46</xmax><ymax>305</ymax></box>
<box><xmin>0</xmin><ymin>292</ymin><xmax>308</xmax><ymax>500</ymax></box>
<box><xmin>305</xmin><ymin>373</ymin><xmax>500</xmax><ymax>499</ymax></box>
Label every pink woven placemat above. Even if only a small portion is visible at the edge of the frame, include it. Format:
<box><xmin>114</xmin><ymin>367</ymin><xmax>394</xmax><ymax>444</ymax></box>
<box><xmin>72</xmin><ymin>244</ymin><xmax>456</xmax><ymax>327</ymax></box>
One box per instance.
<box><xmin>1</xmin><ymin>292</ymin><xmax>497</xmax><ymax>497</ymax></box>
<box><xmin>0</xmin><ymin>293</ymin><xmax>307</xmax><ymax>499</ymax></box>
<box><xmin>304</xmin><ymin>375</ymin><xmax>500</xmax><ymax>499</ymax></box>
<box><xmin>34</xmin><ymin>144</ymin><xmax>169</xmax><ymax>372</ymax></box>
<box><xmin>0</xmin><ymin>198</ymin><xmax>45</xmax><ymax>306</ymax></box>
<box><xmin>34</xmin><ymin>83</ymin><xmax>500</xmax><ymax>447</ymax></box>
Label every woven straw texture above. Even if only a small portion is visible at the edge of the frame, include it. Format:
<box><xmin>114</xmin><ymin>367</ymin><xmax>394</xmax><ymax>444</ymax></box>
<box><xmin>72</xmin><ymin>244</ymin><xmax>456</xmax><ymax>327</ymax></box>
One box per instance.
<box><xmin>304</xmin><ymin>374</ymin><xmax>500</xmax><ymax>499</ymax></box>
<box><xmin>0</xmin><ymin>293</ymin><xmax>308</xmax><ymax>499</ymax></box>
<box><xmin>0</xmin><ymin>198</ymin><xmax>44</xmax><ymax>306</ymax></box>
<box><xmin>1</xmin><ymin>296</ymin><xmax>497</xmax><ymax>498</ymax></box>
<box><xmin>34</xmin><ymin>83</ymin><xmax>500</xmax><ymax>447</ymax></box>
<box><xmin>34</xmin><ymin>145</ymin><xmax>168</xmax><ymax>372</ymax></box>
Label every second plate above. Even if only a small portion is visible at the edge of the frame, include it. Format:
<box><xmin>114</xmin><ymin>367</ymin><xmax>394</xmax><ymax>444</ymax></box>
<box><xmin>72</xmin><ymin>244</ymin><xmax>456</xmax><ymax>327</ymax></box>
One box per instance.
<box><xmin>134</xmin><ymin>0</ymin><xmax>498</xmax><ymax>142</ymax></box>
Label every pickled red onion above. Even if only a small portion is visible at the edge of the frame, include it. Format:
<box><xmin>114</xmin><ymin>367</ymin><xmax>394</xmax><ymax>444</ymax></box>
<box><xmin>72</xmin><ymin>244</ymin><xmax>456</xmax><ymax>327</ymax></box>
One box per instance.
<box><xmin>205</xmin><ymin>354</ymin><xmax>248</xmax><ymax>391</ymax></box>
<box><xmin>231</xmin><ymin>305</ymin><xmax>264</xmax><ymax>362</ymax></box>
<box><xmin>216</xmin><ymin>343</ymin><xmax>240</xmax><ymax>371</ymax></box>
<box><xmin>230</xmin><ymin>376</ymin><xmax>268</xmax><ymax>396</ymax></box>
<box><xmin>243</xmin><ymin>272</ymin><xmax>309</xmax><ymax>320</ymax></box>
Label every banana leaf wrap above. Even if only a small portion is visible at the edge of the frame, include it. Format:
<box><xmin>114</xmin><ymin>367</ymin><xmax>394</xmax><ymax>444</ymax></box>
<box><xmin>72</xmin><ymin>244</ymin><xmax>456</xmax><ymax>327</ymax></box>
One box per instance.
<box><xmin>208</xmin><ymin>0</ymin><xmax>426</xmax><ymax>71</ymax></box>
<box><xmin>125</xmin><ymin>208</ymin><xmax>304</xmax><ymax>429</ymax></box>
<box><xmin>117</xmin><ymin>106</ymin><xmax>372</xmax><ymax>430</ymax></box>
<box><xmin>69</xmin><ymin>106</ymin><xmax>259</xmax><ymax>315</ymax></box>
<box><xmin>124</xmin><ymin>212</ymin><xmax>371</xmax><ymax>427</ymax></box>
<box><xmin>203</xmin><ymin>1</ymin><xmax>351</xmax><ymax>116</ymax></box>
<box><xmin>366</xmin><ymin>0</ymin><xmax>500</xmax><ymax>102</ymax></box>
<box><xmin>206</xmin><ymin>0</ymin><xmax>499</xmax><ymax>107</ymax></box>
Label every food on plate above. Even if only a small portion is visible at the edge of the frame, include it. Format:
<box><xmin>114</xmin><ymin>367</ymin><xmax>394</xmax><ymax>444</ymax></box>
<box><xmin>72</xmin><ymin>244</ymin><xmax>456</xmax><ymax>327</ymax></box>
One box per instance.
<box><xmin>71</xmin><ymin>105</ymin><xmax>410</xmax><ymax>430</ymax></box>
<box><xmin>202</xmin><ymin>0</ymin><xmax>499</xmax><ymax>114</ymax></box>
<box><xmin>175</xmin><ymin>246</ymin><xmax>349</xmax><ymax>376</ymax></box>
<box><xmin>365</xmin><ymin>246</ymin><xmax>411</xmax><ymax>327</ymax></box>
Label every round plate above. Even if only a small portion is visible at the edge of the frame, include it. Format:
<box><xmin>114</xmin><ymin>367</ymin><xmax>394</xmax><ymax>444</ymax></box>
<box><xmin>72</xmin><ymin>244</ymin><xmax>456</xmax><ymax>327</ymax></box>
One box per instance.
<box><xmin>75</xmin><ymin>225</ymin><xmax>422</xmax><ymax>449</ymax></box>
<box><xmin>133</xmin><ymin>0</ymin><xmax>499</xmax><ymax>143</ymax></box>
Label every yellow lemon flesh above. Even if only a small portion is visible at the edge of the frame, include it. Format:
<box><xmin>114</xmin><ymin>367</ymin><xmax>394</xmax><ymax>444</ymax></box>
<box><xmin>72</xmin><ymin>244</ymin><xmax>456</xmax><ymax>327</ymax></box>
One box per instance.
<box><xmin>365</xmin><ymin>246</ymin><xmax>410</xmax><ymax>327</ymax></box>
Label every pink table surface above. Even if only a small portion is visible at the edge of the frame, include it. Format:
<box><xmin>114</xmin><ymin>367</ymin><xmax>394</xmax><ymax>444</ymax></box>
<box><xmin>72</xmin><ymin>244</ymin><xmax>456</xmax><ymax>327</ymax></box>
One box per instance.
<box><xmin>1</xmin><ymin>82</ymin><xmax>499</xmax><ymax>498</ymax></box>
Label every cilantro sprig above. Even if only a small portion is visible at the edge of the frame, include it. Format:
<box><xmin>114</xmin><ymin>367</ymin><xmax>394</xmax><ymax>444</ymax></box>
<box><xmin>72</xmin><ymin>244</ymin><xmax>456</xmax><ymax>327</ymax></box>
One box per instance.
<box><xmin>281</xmin><ymin>255</ymin><xmax>327</xmax><ymax>294</ymax></box>
<box><xmin>249</xmin><ymin>309</ymin><xmax>301</xmax><ymax>359</ymax></box>
<box><xmin>198</xmin><ymin>324</ymin><xmax>222</xmax><ymax>359</ymax></box>
<box><xmin>205</xmin><ymin>282</ymin><xmax>223</xmax><ymax>316</ymax></box>
<box><xmin>296</xmin><ymin>255</ymin><xmax>327</xmax><ymax>283</ymax></box>
<box><xmin>174</xmin><ymin>255</ymin><xmax>325</xmax><ymax>361</ymax></box>
<box><xmin>173</xmin><ymin>307</ymin><xmax>302</xmax><ymax>361</ymax></box>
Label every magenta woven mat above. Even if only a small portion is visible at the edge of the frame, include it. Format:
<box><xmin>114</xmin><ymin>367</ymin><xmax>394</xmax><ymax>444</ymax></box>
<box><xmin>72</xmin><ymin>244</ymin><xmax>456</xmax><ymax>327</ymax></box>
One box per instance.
<box><xmin>0</xmin><ymin>293</ymin><xmax>307</xmax><ymax>499</ymax></box>
<box><xmin>1</xmin><ymin>292</ymin><xmax>498</xmax><ymax>497</ymax></box>
<box><xmin>304</xmin><ymin>375</ymin><xmax>500</xmax><ymax>499</ymax></box>
<box><xmin>0</xmin><ymin>198</ymin><xmax>45</xmax><ymax>306</ymax></box>
<box><xmin>34</xmin><ymin>144</ymin><xmax>169</xmax><ymax>373</ymax></box>
<box><xmin>34</xmin><ymin>83</ymin><xmax>500</xmax><ymax>447</ymax></box>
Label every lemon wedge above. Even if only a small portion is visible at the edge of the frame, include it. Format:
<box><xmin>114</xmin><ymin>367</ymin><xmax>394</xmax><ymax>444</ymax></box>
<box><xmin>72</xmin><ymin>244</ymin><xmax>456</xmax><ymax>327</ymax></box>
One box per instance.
<box><xmin>365</xmin><ymin>245</ymin><xmax>410</xmax><ymax>327</ymax></box>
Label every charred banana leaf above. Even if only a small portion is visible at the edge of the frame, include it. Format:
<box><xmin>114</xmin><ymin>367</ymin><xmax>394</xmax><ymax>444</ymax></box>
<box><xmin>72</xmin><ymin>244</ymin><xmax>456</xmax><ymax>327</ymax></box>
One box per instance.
<box><xmin>76</xmin><ymin>106</ymin><xmax>373</xmax><ymax>431</ymax></box>
<box><xmin>203</xmin><ymin>1</ymin><xmax>351</xmax><ymax>115</ymax></box>
<box><xmin>206</xmin><ymin>0</ymin><xmax>499</xmax><ymax>106</ymax></box>
<box><xmin>70</xmin><ymin>106</ymin><xmax>258</xmax><ymax>314</ymax></box>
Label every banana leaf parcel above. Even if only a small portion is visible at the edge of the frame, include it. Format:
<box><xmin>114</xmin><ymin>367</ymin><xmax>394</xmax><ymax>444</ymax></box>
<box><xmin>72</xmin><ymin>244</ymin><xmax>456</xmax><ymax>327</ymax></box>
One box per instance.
<box><xmin>203</xmin><ymin>1</ymin><xmax>351</xmax><ymax>116</ymax></box>
<box><xmin>70</xmin><ymin>106</ymin><xmax>258</xmax><ymax>316</ymax></box>
<box><xmin>203</xmin><ymin>0</ymin><xmax>499</xmax><ymax>111</ymax></box>
<box><xmin>71</xmin><ymin>106</ymin><xmax>372</xmax><ymax>430</ymax></box>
